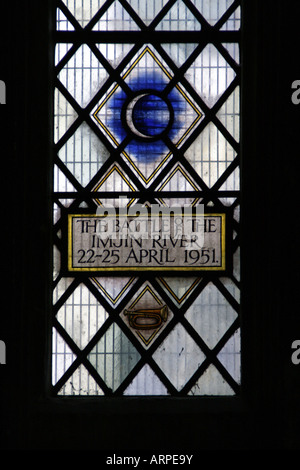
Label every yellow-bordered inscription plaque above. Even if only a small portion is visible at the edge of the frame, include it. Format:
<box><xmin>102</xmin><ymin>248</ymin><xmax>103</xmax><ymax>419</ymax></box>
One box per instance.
<box><xmin>66</xmin><ymin>208</ymin><xmax>228</xmax><ymax>273</ymax></box>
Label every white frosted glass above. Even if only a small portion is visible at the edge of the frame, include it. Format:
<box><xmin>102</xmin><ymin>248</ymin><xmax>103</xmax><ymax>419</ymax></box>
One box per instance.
<box><xmin>56</xmin><ymin>8</ymin><xmax>75</xmax><ymax>31</ymax></box>
<box><xmin>220</xmin><ymin>6</ymin><xmax>240</xmax><ymax>30</ymax></box>
<box><xmin>161</xmin><ymin>43</ymin><xmax>198</xmax><ymax>67</ymax></box>
<box><xmin>185</xmin><ymin>282</ymin><xmax>238</xmax><ymax>349</ymax></box>
<box><xmin>124</xmin><ymin>364</ymin><xmax>169</xmax><ymax>395</ymax></box>
<box><xmin>191</xmin><ymin>0</ymin><xmax>234</xmax><ymax>26</ymax></box>
<box><xmin>88</xmin><ymin>323</ymin><xmax>141</xmax><ymax>391</ymax></box>
<box><xmin>96</xmin><ymin>43</ymin><xmax>134</xmax><ymax>68</ymax></box>
<box><xmin>60</xmin><ymin>0</ymin><xmax>107</xmax><ymax>27</ymax></box>
<box><xmin>153</xmin><ymin>324</ymin><xmax>206</xmax><ymax>390</ymax></box>
<box><xmin>52</xmin><ymin>328</ymin><xmax>76</xmax><ymax>385</ymax></box>
<box><xmin>58</xmin><ymin>44</ymin><xmax>109</xmax><ymax>107</ymax></box>
<box><xmin>156</xmin><ymin>0</ymin><xmax>201</xmax><ymax>31</ymax></box>
<box><xmin>189</xmin><ymin>364</ymin><xmax>234</xmax><ymax>395</ymax></box>
<box><xmin>156</xmin><ymin>277</ymin><xmax>201</xmax><ymax>306</ymax></box>
<box><xmin>55</xmin><ymin>43</ymin><xmax>73</xmax><ymax>66</ymax></box>
<box><xmin>127</xmin><ymin>0</ymin><xmax>169</xmax><ymax>25</ymax></box>
<box><xmin>54</xmin><ymin>165</ymin><xmax>77</xmax><ymax>193</ymax></box>
<box><xmin>91</xmin><ymin>277</ymin><xmax>136</xmax><ymax>306</ymax></box>
<box><xmin>185</xmin><ymin>44</ymin><xmax>236</xmax><ymax>107</ymax></box>
<box><xmin>92</xmin><ymin>0</ymin><xmax>140</xmax><ymax>30</ymax></box>
<box><xmin>56</xmin><ymin>283</ymin><xmax>108</xmax><ymax>349</ymax></box>
<box><xmin>217</xmin><ymin>329</ymin><xmax>241</xmax><ymax>383</ymax></box>
<box><xmin>216</xmin><ymin>86</ymin><xmax>240</xmax><ymax>142</ymax></box>
<box><xmin>58</xmin><ymin>122</ymin><xmax>110</xmax><ymax>187</ymax></box>
<box><xmin>54</xmin><ymin>88</ymin><xmax>78</xmax><ymax>144</ymax></box>
<box><xmin>58</xmin><ymin>364</ymin><xmax>104</xmax><ymax>395</ymax></box>
<box><xmin>184</xmin><ymin>122</ymin><xmax>237</xmax><ymax>188</ymax></box>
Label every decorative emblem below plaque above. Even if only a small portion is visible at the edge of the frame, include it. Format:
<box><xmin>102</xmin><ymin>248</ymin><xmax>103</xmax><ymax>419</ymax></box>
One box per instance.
<box><xmin>121</xmin><ymin>285</ymin><xmax>172</xmax><ymax>347</ymax></box>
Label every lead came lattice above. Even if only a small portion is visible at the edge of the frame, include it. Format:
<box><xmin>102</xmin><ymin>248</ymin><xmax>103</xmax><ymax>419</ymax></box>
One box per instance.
<box><xmin>52</xmin><ymin>0</ymin><xmax>241</xmax><ymax>396</ymax></box>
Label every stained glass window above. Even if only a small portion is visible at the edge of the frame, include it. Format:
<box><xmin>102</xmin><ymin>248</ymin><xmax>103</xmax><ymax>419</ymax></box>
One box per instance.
<box><xmin>52</xmin><ymin>0</ymin><xmax>241</xmax><ymax>396</ymax></box>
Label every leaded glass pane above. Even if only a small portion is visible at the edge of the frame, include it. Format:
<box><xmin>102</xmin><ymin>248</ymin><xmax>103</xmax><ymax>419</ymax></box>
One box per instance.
<box><xmin>184</xmin><ymin>43</ymin><xmax>237</xmax><ymax>107</ymax></box>
<box><xmin>191</xmin><ymin>0</ymin><xmax>234</xmax><ymax>26</ymax></box>
<box><xmin>58</xmin><ymin>44</ymin><xmax>109</xmax><ymax>107</ymax></box>
<box><xmin>88</xmin><ymin>323</ymin><xmax>141</xmax><ymax>391</ymax></box>
<box><xmin>92</xmin><ymin>1</ymin><xmax>141</xmax><ymax>31</ymax></box>
<box><xmin>61</xmin><ymin>0</ymin><xmax>107</xmax><ymax>28</ymax></box>
<box><xmin>52</xmin><ymin>0</ymin><xmax>241</xmax><ymax>397</ymax></box>
<box><xmin>57</xmin><ymin>122</ymin><xmax>110</xmax><ymax>186</ymax></box>
<box><xmin>153</xmin><ymin>324</ymin><xmax>206</xmax><ymax>391</ymax></box>
<box><xmin>155</xmin><ymin>0</ymin><xmax>202</xmax><ymax>31</ymax></box>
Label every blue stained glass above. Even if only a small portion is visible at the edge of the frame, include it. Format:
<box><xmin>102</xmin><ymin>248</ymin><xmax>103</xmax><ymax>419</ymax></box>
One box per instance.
<box><xmin>132</xmin><ymin>94</ymin><xmax>170</xmax><ymax>137</ymax></box>
<box><xmin>125</xmin><ymin>139</ymin><xmax>170</xmax><ymax>164</ymax></box>
<box><xmin>103</xmin><ymin>87</ymin><xmax>128</xmax><ymax>143</ymax></box>
<box><xmin>94</xmin><ymin>71</ymin><xmax>197</xmax><ymax>163</ymax></box>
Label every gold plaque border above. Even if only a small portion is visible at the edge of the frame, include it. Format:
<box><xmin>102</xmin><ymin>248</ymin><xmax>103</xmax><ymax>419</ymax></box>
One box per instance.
<box><xmin>67</xmin><ymin>213</ymin><xmax>226</xmax><ymax>272</ymax></box>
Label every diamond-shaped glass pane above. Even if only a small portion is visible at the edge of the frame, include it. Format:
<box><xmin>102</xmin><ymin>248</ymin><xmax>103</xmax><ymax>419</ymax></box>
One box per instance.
<box><xmin>92</xmin><ymin>0</ymin><xmax>141</xmax><ymax>30</ymax></box>
<box><xmin>185</xmin><ymin>43</ymin><xmax>236</xmax><ymax>107</ymax></box>
<box><xmin>88</xmin><ymin>323</ymin><xmax>141</xmax><ymax>391</ymax></box>
<box><xmin>96</xmin><ymin>43</ymin><xmax>135</xmax><ymax>68</ymax></box>
<box><xmin>57</xmin><ymin>123</ymin><xmax>110</xmax><ymax>186</ymax></box>
<box><xmin>155</xmin><ymin>0</ymin><xmax>201</xmax><ymax>31</ymax></box>
<box><xmin>123</xmin><ymin>364</ymin><xmax>169</xmax><ymax>395</ymax></box>
<box><xmin>56</xmin><ymin>283</ymin><xmax>108</xmax><ymax>349</ymax></box>
<box><xmin>58</xmin><ymin>364</ymin><xmax>104</xmax><ymax>396</ymax></box>
<box><xmin>153</xmin><ymin>324</ymin><xmax>206</xmax><ymax>390</ymax></box>
<box><xmin>58</xmin><ymin>44</ymin><xmax>109</xmax><ymax>107</ymax></box>
<box><xmin>126</xmin><ymin>0</ymin><xmax>169</xmax><ymax>26</ymax></box>
<box><xmin>184</xmin><ymin>122</ymin><xmax>237</xmax><ymax>187</ymax></box>
<box><xmin>188</xmin><ymin>364</ymin><xmax>234</xmax><ymax>395</ymax></box>
<box><xmin>61</xmin><ymin>0</ymin><xmax>107</xmax><ymax>28</ymax></box>
<box><xmin>157</xmin><ymin>164</ymin><xmax>201</xmax><ymax>206</ymax></box>
<box><xmin>185</xmin><ymin>282</ymin><xmax>238</xmax><ymax>349</ymax></box>
<box><xmin>191</xmin><ymin>0</ymin><xmax>235</xmax><ymax>26</ymax></box>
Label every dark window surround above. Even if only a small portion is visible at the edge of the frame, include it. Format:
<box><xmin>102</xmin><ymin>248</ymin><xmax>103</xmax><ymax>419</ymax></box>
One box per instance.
<box><xmin>1</xmin><ymin>0</ymin><xmax>299</xmax><ymax>450</ymax></box>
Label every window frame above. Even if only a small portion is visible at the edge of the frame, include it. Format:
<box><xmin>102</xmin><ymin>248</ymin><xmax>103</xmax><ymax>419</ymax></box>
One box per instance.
<box><xmin>52</xmin><ymin>0</ymin><xmax>242</xmax><ymax>399</ymax></box>
<box><xmin>2</xmin><ymin>0</ymin><xmax>293</xmax><ymax>450</ymax></box>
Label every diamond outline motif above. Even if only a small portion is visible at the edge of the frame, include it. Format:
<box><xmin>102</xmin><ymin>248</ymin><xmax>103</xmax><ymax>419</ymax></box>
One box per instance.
<box><xmin>156</xmin><ymin>276</ymin><xmax>202</xmax><ymax>306</ymax></box>
<box><xmin>91</xmin><ymin>277</ymin><xmax>136</xmax><ymax>306</ymax></box>
<box><xmin>92</xmin><ymin>164</ymin><xmax>137</xmax><ymax>207</ymax></box>
<box><xmin>92</xmin><ymin>45</ymin><xmax>203</xmax><ymax>185</ymax></box>
<box><xmin>157</xmin><ymin>163</ymin><xmax>201</xmax><ymax>206</ymax></box>
<box><xmin>121</xmin><ymin>284</ymin><xmax>172</xmax><ymax>347</ymax></box>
